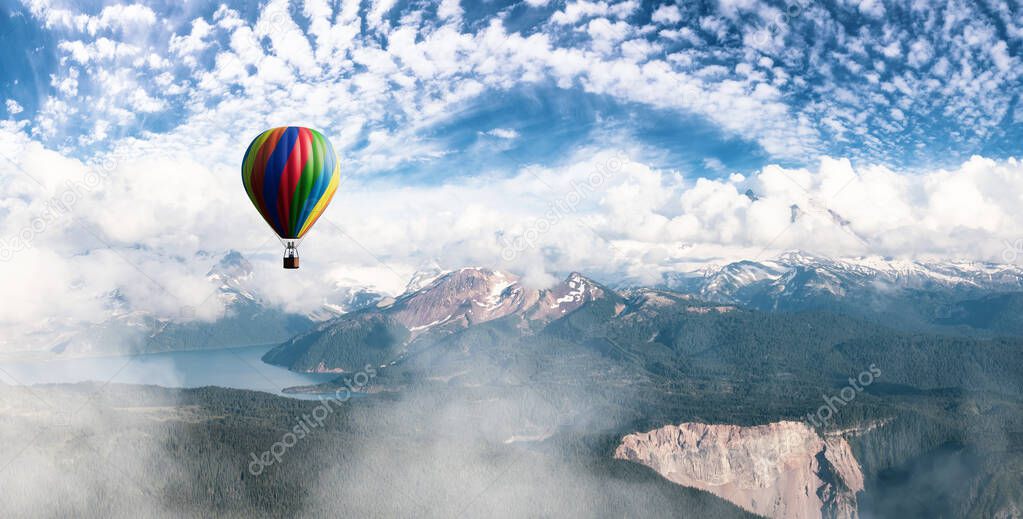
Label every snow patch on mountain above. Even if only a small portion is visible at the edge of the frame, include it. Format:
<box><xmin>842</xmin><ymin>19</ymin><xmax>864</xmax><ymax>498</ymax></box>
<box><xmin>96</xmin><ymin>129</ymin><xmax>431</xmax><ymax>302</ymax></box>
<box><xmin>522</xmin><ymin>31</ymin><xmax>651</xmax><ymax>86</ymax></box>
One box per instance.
<box><xmin>660</xmin><ymin>251</ymin><xmax>1023</xmax><ymax>306</ymax></box>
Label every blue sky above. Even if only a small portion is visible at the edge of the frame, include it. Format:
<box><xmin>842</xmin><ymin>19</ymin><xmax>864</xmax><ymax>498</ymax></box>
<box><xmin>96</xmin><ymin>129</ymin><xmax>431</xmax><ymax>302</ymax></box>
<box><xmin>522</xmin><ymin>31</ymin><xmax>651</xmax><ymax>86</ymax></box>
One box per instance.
<box><xmin>3</xmin><ymin>0</ymin><xmax>1022</xmax><ymax>181</ymax></box>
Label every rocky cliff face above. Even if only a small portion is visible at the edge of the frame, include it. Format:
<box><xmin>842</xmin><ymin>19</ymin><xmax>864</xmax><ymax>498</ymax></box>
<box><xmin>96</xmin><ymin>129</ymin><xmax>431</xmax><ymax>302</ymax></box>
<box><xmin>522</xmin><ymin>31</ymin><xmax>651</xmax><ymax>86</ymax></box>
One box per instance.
<box><xmin>614</xmin><ymin>421</ymin><xmax>863</xmax><ymax>519</ymax></box>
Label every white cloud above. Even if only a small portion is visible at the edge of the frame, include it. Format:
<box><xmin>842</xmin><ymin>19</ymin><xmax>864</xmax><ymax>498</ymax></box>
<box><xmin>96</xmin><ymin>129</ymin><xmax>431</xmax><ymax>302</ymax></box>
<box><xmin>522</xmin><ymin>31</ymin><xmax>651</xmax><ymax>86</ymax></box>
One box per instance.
<box><xmin>367</xmin><ymin>0</ymin><xmax>399</xmax><ymax>32</ymax></box>
<box><xmin>552</xmin><ymin>1</ymin><xmax>636</xmax><ymax>25</ymax></box>
<box><xmin>703</xmin><ymin>157</ymin><xmax>726</xmax><ymax>172</ymax></box>
<box><xmin>651</xmin><ymin>4</ymin><xmax>682</xmax><ymax>24</ymax></box>
<box><xmin>36</xmin><ymin>0</ymin><xmax>1000</xmax><ymax>169</ymax></box>
<box><xmin>880</xmin><ymin>41</ymin><xmax>901</xmax><ymax>59</ymax></box>
<box><xmin>89</xmin><ymin>3</ymin><xmax>156</xmax><ymax>34</ymax></box>
<box><xmin>587</xmin><ymin>18</ymin><xmax>631</xmax><ymax>53</ymax></box>
<box><xmin>659</xmin><ymin>27</ymin><xmax>701</xmax><ymax>45</ymax></box>
<box><xmin>25</xmin><ymin>1</ymin><xmax>156</xmax><ymax>34</ymax></box>
<box><xmin>256</xmin><ymin>0</ymin><xmax>318</xmax><ymax>76</ymax></box>
<box><xmin>906</xmin><ymin>39</ymin><xmax>932</xmax><ymax>68</ymax></box>
<box><xmin>437</xmin><ymin>0</ymin><xmax>463</xmax><ymax>23</ymax></box>
<box><xmin>990</xmin><ymin>41</ymin><xmax>1012</xmax><ymax>71</ymax></box>
<box><xmin>485</xmin><ymin>128</ymin><xmax>520</xmax><ymax>139</ymax></box>
<box><xmin>716</xmin><ymin>0</ymin><xmax>758</xmax><ymax>18</ymax></box>
<box><xmin>6</xmin><ymin>100</ymin><xmax>24</xmax><ymax>115</ymax></box>
<box><xmin>58</xmin><ymin>38</ymin><xmax>140</xmax><ymax>64</ymax></box>
<box><xmin>169</xmin><ymin>18</ymin><xmax>214</xmax><ymax>58</ymax></box>
<box><xmin>57</xmin><ymin>40</ymin><xmax>90</xmax><ymax>63</ymax></box>
<box><xmin>127</xmin><ymin>87</ymin><xmax>167</xmax><ymax>113</ymax></box>
<box><xmin>856</xmin><ymin>0</ymin><xmax>886</xmax><ymax>18</ymax></box>
<box><xmin>620</xmin><ymin>38</ymin><xmax>661</xmax><ymax>61</ymax></box>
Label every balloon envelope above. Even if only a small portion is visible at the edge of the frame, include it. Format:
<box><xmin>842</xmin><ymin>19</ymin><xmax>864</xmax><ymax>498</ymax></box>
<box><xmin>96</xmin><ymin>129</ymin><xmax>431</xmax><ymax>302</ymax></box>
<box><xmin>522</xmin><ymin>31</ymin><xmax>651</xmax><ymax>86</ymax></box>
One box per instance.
<box><xmin>241</xmin><ymin>126</ymin><xmax>340</xmax><ymax>240</ymax></box>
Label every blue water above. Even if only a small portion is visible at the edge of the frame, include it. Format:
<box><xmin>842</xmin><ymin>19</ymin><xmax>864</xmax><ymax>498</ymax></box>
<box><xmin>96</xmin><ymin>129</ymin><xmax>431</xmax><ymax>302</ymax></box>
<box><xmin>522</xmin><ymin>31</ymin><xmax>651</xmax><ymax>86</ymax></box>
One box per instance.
<box><xmin>0</xmin><ymin>345</ymin><xmax>338</xmax><ymax>399</ymax></box>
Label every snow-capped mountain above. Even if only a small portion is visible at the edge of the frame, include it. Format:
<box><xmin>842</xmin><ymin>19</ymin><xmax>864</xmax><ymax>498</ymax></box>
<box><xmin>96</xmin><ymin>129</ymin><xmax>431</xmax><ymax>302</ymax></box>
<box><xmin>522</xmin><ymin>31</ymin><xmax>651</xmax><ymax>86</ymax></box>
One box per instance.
<box><xmin>388</xmin><ymin>268</ymin><xmax>610</xmax><ymax>335</ymax></box>
<box><xmin>262</xmin><ymin>256</ymin><xmax>1023</xmax><ymax>375</ymax></box>
<box><xmin>402</xmin><ymin>260</ymin><xmax>447</xmax><ymax>294</ymax></box>
<box><xmin>670</xmin><ymin>251</ymin><xmax>1023</xmax><ymax>302</ymax></box>
<box><xmin>657</xmin><ymin>251</ymin><xmax>1023</xmax><ymax>332</ymax></box>
<box><xmin>44</xmin><ymin>250</ymin><xmax>1023</xmax><ymax>358</ymax></box>
<box><xmin>262</xmin><ymin>267</ymin><xmax>613</xmax><ymax>372</ymax></box>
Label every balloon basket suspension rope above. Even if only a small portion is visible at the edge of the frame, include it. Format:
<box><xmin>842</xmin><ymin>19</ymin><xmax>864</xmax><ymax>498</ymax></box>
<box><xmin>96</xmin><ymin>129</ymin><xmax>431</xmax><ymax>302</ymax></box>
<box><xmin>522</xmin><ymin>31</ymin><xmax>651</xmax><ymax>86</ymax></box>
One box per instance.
<box><xmin>283</xmin><ymin>241</ymin><xmax>299</xmax><ymax>269</ymax></box>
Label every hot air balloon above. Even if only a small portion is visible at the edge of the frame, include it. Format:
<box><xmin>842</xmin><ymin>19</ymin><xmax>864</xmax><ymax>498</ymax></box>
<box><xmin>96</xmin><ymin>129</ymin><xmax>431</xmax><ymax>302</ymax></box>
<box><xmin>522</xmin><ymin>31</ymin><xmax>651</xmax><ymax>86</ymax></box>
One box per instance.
<box><xmin>241</xmin><ymin>126</ymin><xmax>340</xmax><ymax>269</ymax></box>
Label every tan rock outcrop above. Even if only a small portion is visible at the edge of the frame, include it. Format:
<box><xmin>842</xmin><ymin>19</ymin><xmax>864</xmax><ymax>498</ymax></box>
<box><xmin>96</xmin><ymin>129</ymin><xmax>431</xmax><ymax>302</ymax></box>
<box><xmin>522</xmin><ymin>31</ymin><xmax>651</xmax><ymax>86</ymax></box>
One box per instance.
<box><xmin>614</xmin><ymin>421</ymin><xmax>863</xmax><ymax>519</ymax></box>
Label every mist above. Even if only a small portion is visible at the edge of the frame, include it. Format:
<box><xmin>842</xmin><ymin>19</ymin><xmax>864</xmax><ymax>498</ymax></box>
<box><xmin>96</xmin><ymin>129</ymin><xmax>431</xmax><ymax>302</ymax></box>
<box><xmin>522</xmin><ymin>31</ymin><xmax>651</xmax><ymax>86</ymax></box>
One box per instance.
<box><xmin>0</xmin><ymin>340</ymin><xmax>754</xmax><ymax>518</ymax></box>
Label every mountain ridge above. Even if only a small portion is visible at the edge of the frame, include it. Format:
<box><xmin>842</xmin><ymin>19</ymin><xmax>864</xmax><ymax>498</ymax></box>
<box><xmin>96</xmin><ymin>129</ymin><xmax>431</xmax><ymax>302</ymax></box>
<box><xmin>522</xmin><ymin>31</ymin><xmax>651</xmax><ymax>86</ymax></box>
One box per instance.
<box><xmin>37</xmin><ymin>250</ymin><xmax>1023</xmax><ymax>357</ymax></box>
<box><xmin>645</xmin><ymin>251</ymin><xmax>1023</xmax><ymax>334</ymax></box>
<box><xmin>262</xmin><ymin>267</ymin><xmax>616</xmax><ymax>372</ymax></box>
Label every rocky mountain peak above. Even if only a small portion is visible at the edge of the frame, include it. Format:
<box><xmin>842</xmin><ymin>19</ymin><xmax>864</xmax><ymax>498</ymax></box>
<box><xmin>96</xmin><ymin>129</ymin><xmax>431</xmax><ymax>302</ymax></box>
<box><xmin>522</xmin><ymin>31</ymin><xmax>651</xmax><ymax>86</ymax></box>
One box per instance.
<box><xmin>403</xmin><ymin>261</ymin><xmax>446</xmax><ymax>294</ymax></box>
<box><xmin>288</xmin><ymin>267</ymin><xmax>617</xmax><ymax>357</ymax></box>
<box><xmin>403</xmin><ymin>267</ymin><xmax>516</xmax><ymax>306</ymax></box>
<box><xmin>208</xmin><ymin>249</ymin><xmax>253</xmax><ymax>280</ymax></box>
<box><xmin>388</xmin><ymin>268</ymin><xmax>525</xmax><ymax>335</ymax></box>
<box><xmin>775</xmin><ymin>249</ymin><xmax>827</xmax><ymax>266</ymax></box>
<box><xmin>263</xmin><ymin>267</ymin><xmax>620</xmax><ymax>373</ymax></box>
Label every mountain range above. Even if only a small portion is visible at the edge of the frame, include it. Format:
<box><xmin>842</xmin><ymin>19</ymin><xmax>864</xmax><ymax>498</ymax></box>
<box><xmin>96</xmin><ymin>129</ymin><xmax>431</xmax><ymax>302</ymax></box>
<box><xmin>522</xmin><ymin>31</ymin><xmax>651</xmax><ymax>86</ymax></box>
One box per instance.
<box><xmin>44</xmin><ymin>249</ymin><xmax>1023</xmax><ymax>357</ymax></box>
<box><xmin>258</xmin><ymin>251</ymin><xmax>1023</xmax><ymax>377</ymax></box>
<box><xmin>673</xmin><ymin>250</ymin><xmax>1023</xmax><ymax>297</ymax></box>
<box><xmin>657</xmin><ymin>251</ymin><xmax>1023</xmax><ymax>335</ymax></box>
<box><xmin>262</xmin><ymin>264</ymin><xmax>1023</xmax><ymax>401</ymax></box>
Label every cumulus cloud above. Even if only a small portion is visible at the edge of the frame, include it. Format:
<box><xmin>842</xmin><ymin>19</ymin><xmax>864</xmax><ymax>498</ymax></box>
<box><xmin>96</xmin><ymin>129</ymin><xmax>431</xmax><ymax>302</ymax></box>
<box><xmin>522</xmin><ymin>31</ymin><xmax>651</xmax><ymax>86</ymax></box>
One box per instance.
<box><xmin>551</xmin><ymin>0</ymin><xmax>638</xmax><ymax>25</ymax></box>
<box><xmin>58</xmin><ymin>38</ymin><xmax>140</xmax><ymax>64</ymax></box>
<box><xmin>26</xmin><ymin>1</ymin><xmax>156</xmax><ymax>34</ymax></box>
<box><xmin>5</xmin><ymin>99</ymin><xmax>23</xmax><ymax>115</ymax></box>
<box><xmin>651</xmin><ymin>4</ymin><xmax>682</xmax><ymax>24</ymax></box>
<box><xmin>436</xmin><ymin>0</ymin><xmax>463</xmax><ymax>23</ymax></box>
<box><xmin>169</xmin><ymin>18</ymin><xmax>214</xmax><ymax>58</ymax></box>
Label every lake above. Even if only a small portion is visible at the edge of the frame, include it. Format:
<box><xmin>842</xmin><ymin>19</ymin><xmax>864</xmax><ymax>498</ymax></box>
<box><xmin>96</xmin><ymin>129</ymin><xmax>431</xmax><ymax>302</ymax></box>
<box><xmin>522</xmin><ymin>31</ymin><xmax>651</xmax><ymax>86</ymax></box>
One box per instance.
<box><xmin>0</xmin><ymin>345</ymin><xmax>338</xmax><ymax>399</ymax></box>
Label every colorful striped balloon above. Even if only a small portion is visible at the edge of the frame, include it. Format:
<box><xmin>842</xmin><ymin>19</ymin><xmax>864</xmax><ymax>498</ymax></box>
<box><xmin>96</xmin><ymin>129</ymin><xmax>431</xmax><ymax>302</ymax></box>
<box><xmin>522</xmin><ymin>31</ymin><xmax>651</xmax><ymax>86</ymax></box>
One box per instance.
<box><xmin>241</xmin><ymin>126</ymin><xmax>340</xmax><ymax>240</ymax></box>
